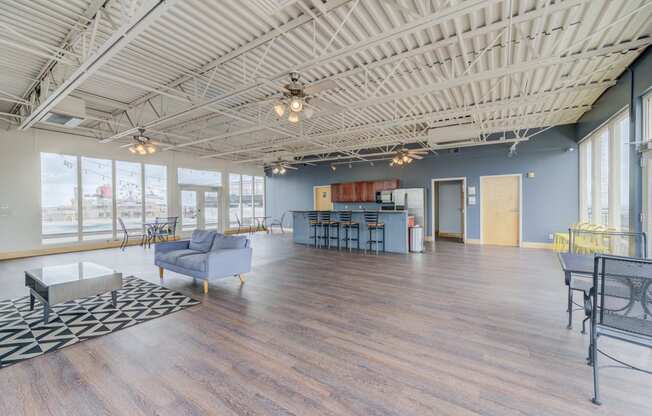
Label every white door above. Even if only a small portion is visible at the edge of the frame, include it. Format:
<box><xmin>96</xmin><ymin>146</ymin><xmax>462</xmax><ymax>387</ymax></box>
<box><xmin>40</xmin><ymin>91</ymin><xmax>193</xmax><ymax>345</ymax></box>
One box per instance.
<box><xmin>180</xmin><ymin>187</ymin><xmax>221</xmax><ymax>234</ymax></box>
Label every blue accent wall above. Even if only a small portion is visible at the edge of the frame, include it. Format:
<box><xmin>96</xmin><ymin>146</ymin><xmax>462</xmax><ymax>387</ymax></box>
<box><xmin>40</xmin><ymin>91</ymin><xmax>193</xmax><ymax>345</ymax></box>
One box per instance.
<box><xmin>575</xmin><ymin>47</ymin><xmax>652</xmax><ymax>233</ymax></box>
<box><xmin>267</xmin><ymin>125</ymin><xmax>579</xmax><ymax>243</ymax></box>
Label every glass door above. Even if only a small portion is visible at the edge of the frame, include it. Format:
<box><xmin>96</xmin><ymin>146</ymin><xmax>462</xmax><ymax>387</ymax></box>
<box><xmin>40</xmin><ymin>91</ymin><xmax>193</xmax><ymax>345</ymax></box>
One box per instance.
<box><xmin>203</xmin><ymin>190</ymin><xmax>219</xmax><ymax>230</ymax></box>
<box><xmin>179</xmin><ymin>186</ymin><xmax>221</xmax><ymax>234</ymax></box>
<box><xmin>181</xmin><ymin>190</ymin><xmax>198</xmax><ymax>232</ymax></box>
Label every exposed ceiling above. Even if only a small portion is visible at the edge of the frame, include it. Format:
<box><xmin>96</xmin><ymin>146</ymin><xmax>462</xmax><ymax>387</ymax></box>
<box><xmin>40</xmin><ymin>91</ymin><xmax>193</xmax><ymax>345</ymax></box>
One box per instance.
<box><xmin>1</xmin><ymin>0</ymin><xmax>651</xmax><ymax>167</ymax></box>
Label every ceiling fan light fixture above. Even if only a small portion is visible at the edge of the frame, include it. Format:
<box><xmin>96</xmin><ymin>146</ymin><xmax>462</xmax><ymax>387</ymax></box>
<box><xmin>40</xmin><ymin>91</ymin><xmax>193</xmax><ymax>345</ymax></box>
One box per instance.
<box><xmin>279</xmin><ymin>167</ymin><xmax>286</xmax><ymax>174</ymax></box>
<box><xmin>287</xmin><ymin>111</ymin><xmax>300</xmax><ymax>123</ymax></box>
<box><xmin>406</xmin><ymin>157</ymin><xmax>413</xmax><ymax>163</ymax></box>
<box><xmin>402</xmin><ymin>154</ymin><xmax>409</xmax><ymax>162</ymax></box>
<box><xmin>304</xmin><ymin>107</ymin><xmax>314</xmax><ymax>119</ymax></box>
<box><xmin>146</xmin><ymin>144</ymin><xmax>156</xmax><ymax>154</ymax></box>
<box><xmin>128</xmin><ymin>146</ymin><xmax>137</xmax><ymax>154</ymax></box>
<box><xmin>289</xmin><ymin>96</ymin><xmax>303</xmax><ymax>112</ymax></box>
<box><xmin>272</xmin><ymin>167</ymin><xmax>279</xmax><ymax>174</ymax></box>
<box><xmin>274</xmin><ymin>102</ymin><xmax>286</xmax><ymax>117</ymax></box>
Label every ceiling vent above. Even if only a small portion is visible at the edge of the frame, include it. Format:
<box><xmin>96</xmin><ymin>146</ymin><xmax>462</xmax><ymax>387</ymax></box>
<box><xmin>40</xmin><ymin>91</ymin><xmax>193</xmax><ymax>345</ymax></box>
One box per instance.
<box><xmin>41</xmin><ymin>96</ymin><xmax>86</xmax><ymax>128</ymax></box>
<box><xmin>426</xmin><ymin>124</ymin><xmax>479</xmax><ymax>147</ymax></box>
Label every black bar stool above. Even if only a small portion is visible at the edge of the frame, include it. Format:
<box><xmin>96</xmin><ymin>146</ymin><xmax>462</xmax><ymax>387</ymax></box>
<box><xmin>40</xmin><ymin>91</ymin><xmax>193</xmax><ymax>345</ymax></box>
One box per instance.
<box><xmin>329</xmin><ymin>213</ymin><xmax>342</xmax><ymax>249</ymax></box>
<box><xmin>364</xmin><ymin>210</ymin><xmax>385</xmax><ymax>254</ymax></box>
<box><xmin>338</xmin><ymin>211</ymin><xmax>360</xmax><ymax>251</ymax></box>
<box><xmin>307</xmin><ymin>211</ymin><xmax>319</xmax><ymax>247</ymax></box>
<box><xmin>317</xmin><ymin>211</ymin><xmax>332</xmax><ymax>248</ymax></box>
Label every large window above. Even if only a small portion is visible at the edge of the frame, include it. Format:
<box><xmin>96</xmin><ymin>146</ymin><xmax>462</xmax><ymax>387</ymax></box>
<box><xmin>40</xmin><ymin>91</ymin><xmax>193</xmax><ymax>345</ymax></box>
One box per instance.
<box><xmin>41</xmin><ymin>153</ymin><xmax>78</xmax><ymax>243</ymax></box>
<box><xmin>255</xmin><ymin>176</ymin><xmax>265</xmax><ymax>221</ymax></box>
<box><xmin>116</xmin><ymin>161</ymin><xmax>142</xmax><ymax>230</ymax></box>
<box><xmin>81</xmin><ymin>157</ymin><xmax>113</xmax><ymax>240</ymax></box>
<box><xmin>229</xmin><ymin>173</ymin><xmax>241</xmax><ymax>227</ymax></box>
<box><xmin>228</xmin><ymin>174</ymin><xmax>264</xmax><ymax>229</ymax></box>
<box><xmin>579</xmin><ymin>110</ymin><xmax>630</xmax><ymax>229</ymax></box>
<box><xmin>145</xmin><ymin>164</ymin><xmax>167</xmax><ymax>223</ymax></box>
<box><xmin>178</xmin><ymin>167</ymin><xmax>221</xmax><ymax>187</ymax></box>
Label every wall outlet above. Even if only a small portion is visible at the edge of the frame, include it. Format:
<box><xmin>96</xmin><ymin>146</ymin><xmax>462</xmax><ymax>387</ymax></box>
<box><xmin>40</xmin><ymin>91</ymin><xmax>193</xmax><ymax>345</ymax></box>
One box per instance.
<box><xmin>548</xmin><ymin>233</ymin><xmax>554</xmax><ymax>241</ymax></box>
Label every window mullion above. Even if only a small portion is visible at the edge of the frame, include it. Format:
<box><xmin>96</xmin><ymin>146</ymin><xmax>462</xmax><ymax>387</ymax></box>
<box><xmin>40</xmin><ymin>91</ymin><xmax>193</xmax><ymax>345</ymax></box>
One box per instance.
<box><xmin>76</xmin><ymin>155</ymin><xmax>82</xmax><ymax>242</ymax></box>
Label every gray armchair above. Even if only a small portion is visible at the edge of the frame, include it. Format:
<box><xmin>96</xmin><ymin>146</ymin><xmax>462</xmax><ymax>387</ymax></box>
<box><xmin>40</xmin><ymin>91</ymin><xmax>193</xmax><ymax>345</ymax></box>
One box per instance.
<box><xmin>155</xmin><ymin>230</ymin><xmax>252</xmax><ymax>293</ymax></box>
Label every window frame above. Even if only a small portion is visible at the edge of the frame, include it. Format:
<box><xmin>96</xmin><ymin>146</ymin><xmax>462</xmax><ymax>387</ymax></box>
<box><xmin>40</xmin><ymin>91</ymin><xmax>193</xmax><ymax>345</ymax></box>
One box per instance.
<box><xmin>578</xmin><ymin>107</ymin><xmax>630</xmax><ymax>229</ymax></box>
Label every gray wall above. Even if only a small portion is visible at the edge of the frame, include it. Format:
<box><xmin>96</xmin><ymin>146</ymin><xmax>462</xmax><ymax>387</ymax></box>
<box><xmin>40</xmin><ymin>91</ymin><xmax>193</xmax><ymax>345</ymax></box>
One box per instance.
<box><xmin>267</xmin><ymin>124</ymin><xmax>579</xmax><ymax>243</ymax></box>
<box><xmin>575</xmin><ymin>46</ymin><xmax>652</xmax><ymax>233</ymax></box>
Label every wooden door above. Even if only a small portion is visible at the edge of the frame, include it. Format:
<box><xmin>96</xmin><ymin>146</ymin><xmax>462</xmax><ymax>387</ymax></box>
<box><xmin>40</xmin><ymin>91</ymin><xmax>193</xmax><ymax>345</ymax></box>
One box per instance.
<box><xmin>314</xmin><ymin>186</ymin><xmax>333</xmax><ymax>210</ymax></box>
<box><xmin>481</xmin><ymin>175</ymin><xmax>519</xmax><ymax>246</ymax></box>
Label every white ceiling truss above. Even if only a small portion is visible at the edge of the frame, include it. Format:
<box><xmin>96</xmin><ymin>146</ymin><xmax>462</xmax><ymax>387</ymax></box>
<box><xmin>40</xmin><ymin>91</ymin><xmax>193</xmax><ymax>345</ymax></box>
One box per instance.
<box><xmin>1</xmin><ymin>0</ymin><xmax>651</xmax><ymax>167</ymax></box>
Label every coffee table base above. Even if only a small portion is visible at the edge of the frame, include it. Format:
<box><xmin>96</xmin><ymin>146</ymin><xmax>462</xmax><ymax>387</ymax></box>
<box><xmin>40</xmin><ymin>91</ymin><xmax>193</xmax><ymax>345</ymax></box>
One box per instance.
<box><xmin>29</xmin><ymin>289</ymin><xmax>118</xmax><ymax>324</ymax></box>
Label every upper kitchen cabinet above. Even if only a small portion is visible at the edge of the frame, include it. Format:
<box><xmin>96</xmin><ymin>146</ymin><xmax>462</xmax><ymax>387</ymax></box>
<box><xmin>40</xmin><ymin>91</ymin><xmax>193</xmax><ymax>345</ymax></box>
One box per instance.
<box><xmin>331</xmin><ymin>180</ymin><xmax>399</xmax><ymax>202</ymax></box>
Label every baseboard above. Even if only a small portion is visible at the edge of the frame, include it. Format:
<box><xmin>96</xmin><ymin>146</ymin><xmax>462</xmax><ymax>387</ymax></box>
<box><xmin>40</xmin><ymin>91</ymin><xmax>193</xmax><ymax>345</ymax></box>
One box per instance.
<box><xmin>466</xmin><ymin>239</ymin><xmax>482</xmax><ymax>244</ymax></box>
<box><xmin>521</xmin><ymin>241</ymin><xmax>554</xmax><ymax>250</ymax></box>
<box><xmin>424</xmin><ymin>236</ymin><xmax>434</xmax><ymax>242</ymax></box>
<box><xmin>0</xmin><ymin>237</ymin><xmax>179</xmax><ymax>261</ymax></box>
<box><xmin>437</xmin><ymin>232</ymin><xmax>463</xmax><ymax>238</ymax></box>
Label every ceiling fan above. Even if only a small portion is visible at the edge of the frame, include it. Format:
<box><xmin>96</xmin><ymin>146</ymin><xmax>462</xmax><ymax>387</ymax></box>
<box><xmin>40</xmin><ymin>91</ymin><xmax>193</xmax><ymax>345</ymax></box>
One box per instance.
<box><xmin>120</xmin><ymin>127</ymin><xmax>159</xmax><ymax>155</ymax></box>
<box><xmin>389</xmin><ymin>147</ymin><xmax>428</xmax><ymax>167</ymax></box>
<box><xmin>267</xmin><ymin>159</ymin><xmax>298</xmax><ymax>175</ymax></box>
<box><xmin>271</xmin><ymin>71</ymin><xmax>342</xmax><ymax>123</ymax></box>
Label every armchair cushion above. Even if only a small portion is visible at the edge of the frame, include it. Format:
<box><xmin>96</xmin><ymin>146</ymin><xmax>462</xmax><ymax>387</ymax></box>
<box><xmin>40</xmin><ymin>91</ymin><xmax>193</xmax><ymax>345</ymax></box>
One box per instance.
<box><xmin>212</xmin><ymin>234</ymin><xmax>248</xmax><ymax>250</ymax></box>
<box><xmin>156</xmin><ymin>249</ymin><xmax>202</xmax><ymax>265</ymax></box>
<box><xmin>189</xmin><ymin>230</ymin><xmax>216</xmax><ymax>252</ymax></box>
<box><xmin>176</xmin><ymin>253</ymin><xmax>208</xmax><ymax>272</ymax></box>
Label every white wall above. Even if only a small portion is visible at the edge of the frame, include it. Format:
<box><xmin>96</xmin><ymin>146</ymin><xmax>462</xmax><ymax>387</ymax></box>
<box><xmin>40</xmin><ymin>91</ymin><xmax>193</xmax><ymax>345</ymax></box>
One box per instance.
<box><xmin>0</xmin><ymin>127</ymin><xmax>262</xmax><ymax>254</ymax></box>
<box><xmin>438</xmin><ymin>181</ymin><xmax>462</xmax><ymax>235</ymax></box>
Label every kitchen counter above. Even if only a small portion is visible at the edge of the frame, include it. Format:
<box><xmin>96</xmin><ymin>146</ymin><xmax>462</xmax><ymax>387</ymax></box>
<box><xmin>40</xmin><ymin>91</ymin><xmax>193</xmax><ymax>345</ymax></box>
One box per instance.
<box><xmin>291</xmin><ymin>210</ymin><xmax>409</xmax><ymax>253</ymax></box>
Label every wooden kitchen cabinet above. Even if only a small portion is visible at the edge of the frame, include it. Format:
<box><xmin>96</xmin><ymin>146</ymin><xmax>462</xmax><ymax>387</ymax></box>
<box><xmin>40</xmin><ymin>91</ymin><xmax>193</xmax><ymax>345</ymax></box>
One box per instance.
<box><xmin>331</xmin><ymin>179</ymin><xmax>399</xmax><ymax>202</ymax></box>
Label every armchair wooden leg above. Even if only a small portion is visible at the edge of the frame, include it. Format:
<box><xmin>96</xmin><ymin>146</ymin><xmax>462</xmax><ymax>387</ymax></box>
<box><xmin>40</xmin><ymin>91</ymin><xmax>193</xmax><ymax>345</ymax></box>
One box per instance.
<box><xmin>203</xmin><ymin>280</ymin><xmax>208</xmax><ymax>294</ymax></box>
<box><xmin>159</xmin><ymin>267</ymin><xmax>164</xmax><ymax>279</ymax></box>
<box><xmin>239</xmin><ymin>274</ymin><xmax>246</xmax><ymax>284</ymax></box>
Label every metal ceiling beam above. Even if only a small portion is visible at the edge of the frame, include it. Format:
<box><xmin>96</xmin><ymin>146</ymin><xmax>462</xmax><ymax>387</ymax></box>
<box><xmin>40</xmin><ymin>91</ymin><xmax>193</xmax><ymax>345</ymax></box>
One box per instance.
<box><xmin>198</xmin><ymin>80</ymin><xmax>611</xmax><ymax>158</ymax></box>
<box><xmin>173</xmin><ymin>35</ymin><xmax>634</xmax><ymax>152</ymax></box>
<box><xmin>18</xmin><ymin>0</ymin><xmax>176</xmax><ymax>130</ymax></box>
<box><xmin>102</xmin><ymin>0</ymin><xmax>498</xmax><ymax>140</ymax></box>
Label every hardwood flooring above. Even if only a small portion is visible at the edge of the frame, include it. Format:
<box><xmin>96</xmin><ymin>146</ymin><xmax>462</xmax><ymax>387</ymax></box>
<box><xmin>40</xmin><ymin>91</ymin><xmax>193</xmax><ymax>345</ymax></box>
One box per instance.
<box><xmin>0</xmin><ymin>233</ymin><xmax>651</xmax><ymax>415</ymax></box>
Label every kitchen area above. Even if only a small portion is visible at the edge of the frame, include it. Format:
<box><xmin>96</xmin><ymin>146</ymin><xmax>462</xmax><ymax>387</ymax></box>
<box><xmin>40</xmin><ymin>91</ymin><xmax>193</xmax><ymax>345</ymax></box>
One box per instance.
<box><xmin>292</xmin><ymin>180</ymin><xmax>425</xmax><ymax>254</ymax></box>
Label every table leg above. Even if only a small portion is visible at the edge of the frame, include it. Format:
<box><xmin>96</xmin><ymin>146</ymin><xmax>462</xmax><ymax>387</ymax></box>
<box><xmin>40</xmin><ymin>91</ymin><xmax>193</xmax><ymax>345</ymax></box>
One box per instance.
<box><xmin>111</xmin><ymin>290</ymin><xmax>118</xmax><ymax>308</ymax></box>
<box><xmin>30</xmin><ymin>293</ymin><xmax>35</xmax><ymax>311</ymax></box>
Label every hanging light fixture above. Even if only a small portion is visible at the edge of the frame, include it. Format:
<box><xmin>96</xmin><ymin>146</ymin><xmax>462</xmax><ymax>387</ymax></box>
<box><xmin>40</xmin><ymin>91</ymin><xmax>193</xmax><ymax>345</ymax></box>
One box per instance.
<box><xmin>272</xmin><ymin>167</ymin><xmax>280</xmax><ymax>174</ymax></box>
<box><xmin>127</xmin><ymin>128</ymin><xmax>158</xmax><ymax>156</ymax></box>
<box><xmin>274</xmin><ymin>102</ymin><xmax>286</xmax><ymax>117</ymax></box>
<box><xmin>289</xmin><ymin>96</ymin><xmax>303</xmax><ymax>112</ymax></box>
<box><xmin>287</xmin><ymin>111</ymin><xmax>300</xmax><ymax>123</ymax></box>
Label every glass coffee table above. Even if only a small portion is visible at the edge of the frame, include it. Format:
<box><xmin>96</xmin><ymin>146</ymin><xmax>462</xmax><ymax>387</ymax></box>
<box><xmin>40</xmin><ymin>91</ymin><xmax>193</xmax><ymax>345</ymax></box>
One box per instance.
<box><xmin>24</xmin><ymin>262</ymin><xmax>123</xmax><ymax>324</ymax></box>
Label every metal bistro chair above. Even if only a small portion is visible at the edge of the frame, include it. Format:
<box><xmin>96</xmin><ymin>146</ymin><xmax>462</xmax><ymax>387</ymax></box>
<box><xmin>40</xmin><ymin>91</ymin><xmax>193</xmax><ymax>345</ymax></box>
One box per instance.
<box><xmin>307</xmin><ymin>211</ymin><xmax>320</xmax><ymax>247</ymax></box>
<box><xmin>118</xmin><ymin>218</ymin><xmax>146</xmax><ymax>250</ymax></box>
<box><xmin>364</xmin><ymin>210</ymin><xmax>385</xmax><ymax>254</ymax></box>
<box><xmin>565</xmin><ymin>228</ymin><xmax>647</xmax><ymax>333</ymax></box>
<box><xmin>269</xmin><ymin>212</ymin><xmax>287</xmax><ymax>233</ymax></box>
<box><xmin>587</xmin><ymin>254</ymin><xmax>652</xmax><ymax>405</ymax></box>
<box><xmin>151</xmin><ymin>216</ymin><xmax>178</xmax><ymax>243</ymax></box>
<box><xmin>317</xmin><ymin>211</ymin><xmax>333</xmax><ymax>248</ymax></box>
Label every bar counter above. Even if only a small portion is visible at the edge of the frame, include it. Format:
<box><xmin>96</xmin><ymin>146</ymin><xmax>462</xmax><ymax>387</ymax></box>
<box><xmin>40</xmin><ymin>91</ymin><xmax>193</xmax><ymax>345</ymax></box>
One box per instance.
<box><xmin>291</xmin><ymin>210</ymin><xmax>409</xmax><ymax>253</ymax></box>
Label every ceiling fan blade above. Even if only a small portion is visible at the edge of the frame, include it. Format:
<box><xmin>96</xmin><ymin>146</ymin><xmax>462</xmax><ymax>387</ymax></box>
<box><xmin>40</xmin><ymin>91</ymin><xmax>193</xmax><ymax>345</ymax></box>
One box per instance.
<box><xmin>283</xmin><ymin>165</ymin><xmax>298</xmax><ymax>170</ymax></box>
<box><xmin>307</xmin><ymin>97</ymin><xmax>344</xmax><ymax>113</ymax></box>
<box><xmin>304</xmin><ymin>79</ymin><xmax>338</xmax><ymax>95</ymax></box>
<box><xmin>410</xmin><ymin>154</ymin><xmax>424</xmax><ymax>160</ymax></box>
<box><xmin>409</xmin><ymin>149</ymin><xmax>428</xmax><ymax>154</ymax></box>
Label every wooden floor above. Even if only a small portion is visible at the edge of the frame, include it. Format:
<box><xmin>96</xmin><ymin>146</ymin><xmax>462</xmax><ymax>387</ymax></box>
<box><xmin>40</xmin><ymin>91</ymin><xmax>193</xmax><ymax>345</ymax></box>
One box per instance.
<box><xmin>1</xmin><ymin>234</ymin><xmax>651</xmax><ymax>415</ymax></box>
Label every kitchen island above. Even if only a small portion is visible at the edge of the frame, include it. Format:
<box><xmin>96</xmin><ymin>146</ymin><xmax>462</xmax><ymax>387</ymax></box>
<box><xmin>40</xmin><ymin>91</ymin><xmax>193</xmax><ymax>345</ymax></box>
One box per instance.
<box><xmin>291</xmin><ymin>210</ymin><xmax>409</xmax><ymax>253</ymax></box>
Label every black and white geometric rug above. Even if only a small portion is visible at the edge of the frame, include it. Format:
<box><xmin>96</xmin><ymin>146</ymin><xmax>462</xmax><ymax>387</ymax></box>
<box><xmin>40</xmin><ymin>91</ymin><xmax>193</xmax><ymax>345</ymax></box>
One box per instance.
<box><xmin>0</xmin><ymin>276</ymin><xmax>199</xmax><ymax>368</ymax></box>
